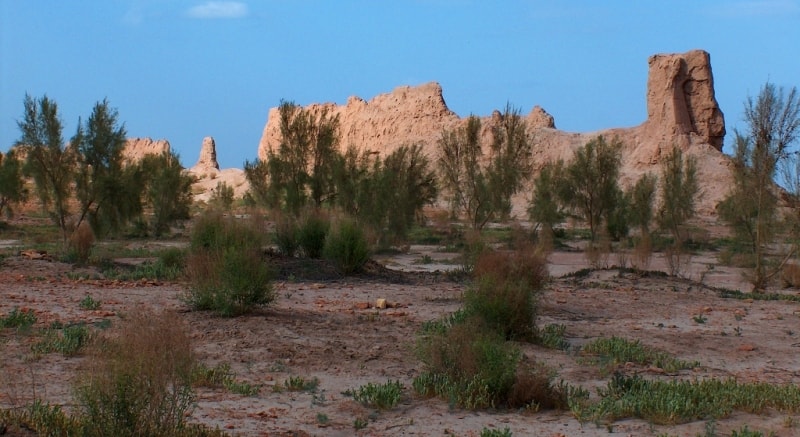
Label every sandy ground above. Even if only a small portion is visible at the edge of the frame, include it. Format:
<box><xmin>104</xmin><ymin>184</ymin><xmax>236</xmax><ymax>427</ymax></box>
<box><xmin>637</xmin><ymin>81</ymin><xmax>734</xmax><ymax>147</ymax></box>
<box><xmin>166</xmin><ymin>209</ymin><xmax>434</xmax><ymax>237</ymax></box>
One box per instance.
<box><xmin>2</xmin><ymin>243</ymin><xmax>800</xmax><ymax>436</ymax></box>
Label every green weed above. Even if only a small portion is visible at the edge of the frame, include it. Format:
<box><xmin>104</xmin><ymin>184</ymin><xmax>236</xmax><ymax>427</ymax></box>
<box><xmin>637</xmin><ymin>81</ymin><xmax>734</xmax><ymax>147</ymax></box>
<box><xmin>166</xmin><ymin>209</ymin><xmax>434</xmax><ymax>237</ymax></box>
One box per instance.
<box><xmin>0</xmin><ymin>307</ymin><xmax>36</xmax><ymax>331</ymax></box>
<box><xmin>283</xmin><ymin>375</ymin><xmax>319</xmax><ymax>392</ymax></box>
<box><xmin>346</xmin><ymin>380</ymin><xmax>404</xmax><ymax>410</ymax></box>
<box><xmin>572</xmin><ymin>373</ymin><xmax>800</xmax><ymax>425</ymax></box>
<box><xmin>32</xmin><ymin>323</ymin><xmax>92</xmax><ymax>356</ymax></box>
<box><xmin>323</xmin><ymin>218</ymin><xmax>370</xmax><ymax>274</ymax></box>
<box><xmin>79</xmin><ymin>295</ymin><xmax>101</xmax><ymax>310</ymax></box>
<box><xmin>191</xmin><ymin>362</ymin><xmax>261</xmax><ymax>396</ymax></box>
<box><xmin>298</xmin><ymin>212</ymin><xmax>329</xmax><ymax>259</ymax></box>
<box><xmin>353</xmin><ymin>417</ymin><xmax>368</xmax><ymax>430</ymax></box>
<box><xmin>536</xmin><ymin>323</ymin><xmax>570</xmax><ymax>350</ymax></box>
<box><xmin>581</xmin><ymin>336</ymin><xmax>699</xmax><ymax>372</ymax></box>
<box><xmin>718</xmin><ymin>288</ymin><xmax>800</xmax><ymax>303</ymax></box>
<box><xmin>480</xmin><ymin>427</ymin><xmax>513</xmax><ymax>437</ymax></box>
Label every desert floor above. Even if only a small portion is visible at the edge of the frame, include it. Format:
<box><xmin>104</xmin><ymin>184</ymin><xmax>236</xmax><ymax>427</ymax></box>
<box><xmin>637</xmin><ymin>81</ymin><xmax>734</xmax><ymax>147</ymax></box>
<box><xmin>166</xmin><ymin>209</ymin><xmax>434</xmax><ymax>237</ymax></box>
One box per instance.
<box><xmin>2</xmin><ymin>236</ymin><xmax>800</xmax><ymax>436</ymax></box>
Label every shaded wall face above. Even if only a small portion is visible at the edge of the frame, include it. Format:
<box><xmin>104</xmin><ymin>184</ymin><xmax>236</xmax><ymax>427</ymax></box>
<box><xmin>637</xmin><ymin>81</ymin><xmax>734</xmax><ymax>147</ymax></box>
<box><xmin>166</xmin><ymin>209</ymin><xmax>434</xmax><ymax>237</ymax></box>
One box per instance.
<box><xmin>646</xmin><ymin>50</ymin><xmax>725</xmax><ymax>151</ymax></box>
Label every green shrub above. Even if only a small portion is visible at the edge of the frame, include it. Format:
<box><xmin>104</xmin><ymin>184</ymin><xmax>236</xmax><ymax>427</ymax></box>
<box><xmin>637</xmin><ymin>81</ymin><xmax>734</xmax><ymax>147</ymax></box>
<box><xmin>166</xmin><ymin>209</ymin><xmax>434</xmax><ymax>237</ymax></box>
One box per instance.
<box><xmin>0</xmin><ymin>307</ymin><xmax>37</xmax><ymax>331</ymax></box>
<box><xmin>466</xmin><ymin>247</ymin><xmax>548</xmax><ymax>340</ymax></box>
<box><xmin>80</xmin><ymin>295</ymin><xmax>101</xmax><ymax>310</ymax></box>
<box><xmin>75</xmin><ymin>310</ymin><xmax>196</xmax><ymax>437</ymax></box>
<box><xmin>573</xmin><ymin>373</ymin><xmax>800</xmax><ymax>425</ymax></box>
<box><xmin>283</xmin><ymin>375</ymin><xmax>319</xmax><ymax>392</ymax></box>
<box><xmin>102</xmin><ymin>248</ymin><xmax>185</xmax><ymax>282</ymax></box>
<box><xmin>4</xmin><ymin>400</ymin><xmax>83</xmax><ymax>436</ymax></box>
<box><xmin>185</xmin><ymin>248</ymin><xmax>273</xmax><ymax>316</ymax></box>
<box><xmin>481</xmin><ymin>427</ymin><xmax>513</xmax><ymax>437</ymax></box>
<box><xmin>158</xmin><ymin>247</ymin><xmax>187</xmax><ymax>270</ymax></box>
<box><xmin>190</xmin><ymin>211</ymin><xmax>264</xmax><ymax>252</ymax></box>
<box><xmin>32</xmin><ymin>323</ymin><xmax>92</xmax><ymax>356</ymax></box>
<box><xmin>185</xmin><ymin>212</ymin><xmax>273</xmax><ymax>316</ymax></box>
<box><xmin>324</xmin><ymin>218</ymin><xmax>370</xmax><ymax>274</ymax></box>
<box><xmin>731</xmin><ymin>425</ymin><xmax>766</xmax><ymax>437</ymax></box>
<box><xmin>415</xmin><ymin>245</ymin><xmax>560</xmax><ymax>410</ymax></box>
<box><xmin>192</xmin><ymin>362</ymin><xmax>260</xmax><ymax>396</ymax></box>
<box><xmin>535</xmin><ymin>324</ymin><xmax>570</xmax><ymax>350</ymax></box>
<box><xmin>298</xmin><ymin>212</ymin><xmax>329</xmax><ymax>258</ymax></box>
<box><xmin>273</xmin><ymin>214</ymin><xmax>299</xmax><ymax>256</ymax></box>
<box><xmin>581</xmin><ymin>336</ymin><xmax>699</xmax><ymax>372</ymax></box>
<box><xmin>414</xmin><ymin>319</ymin><xmax>521</xmax><ymax>409</ymax></box>
<box><xmin>348</xmin><ymin>380</ymin><xmax>404</xmax><ymax>410</ymax></box>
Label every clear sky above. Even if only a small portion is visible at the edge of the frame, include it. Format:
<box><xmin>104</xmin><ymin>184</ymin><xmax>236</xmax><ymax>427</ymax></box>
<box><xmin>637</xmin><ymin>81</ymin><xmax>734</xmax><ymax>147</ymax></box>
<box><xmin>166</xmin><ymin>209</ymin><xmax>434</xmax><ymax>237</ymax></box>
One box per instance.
<box><xmin>1</xmin><ymin>1</ymin><xmax>799</xmax><ymax>169</ymax></box>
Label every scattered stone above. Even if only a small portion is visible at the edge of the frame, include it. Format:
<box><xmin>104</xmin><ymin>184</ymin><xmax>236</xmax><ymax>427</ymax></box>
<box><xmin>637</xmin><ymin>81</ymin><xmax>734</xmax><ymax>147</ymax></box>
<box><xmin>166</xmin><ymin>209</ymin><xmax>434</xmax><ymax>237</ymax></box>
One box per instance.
<box><xmin>738</xmin><ymin>344</ymin><xmax>757</xmax><ymax>352</ymax></box>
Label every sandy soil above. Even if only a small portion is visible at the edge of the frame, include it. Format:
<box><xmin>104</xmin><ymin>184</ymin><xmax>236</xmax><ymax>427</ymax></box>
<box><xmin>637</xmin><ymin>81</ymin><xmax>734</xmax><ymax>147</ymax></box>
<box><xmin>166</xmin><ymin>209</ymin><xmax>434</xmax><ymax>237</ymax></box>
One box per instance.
<box><xmin>2</xmin><ymin>243</ymin><xmax>800</xmax><ymax>436</ymax></box>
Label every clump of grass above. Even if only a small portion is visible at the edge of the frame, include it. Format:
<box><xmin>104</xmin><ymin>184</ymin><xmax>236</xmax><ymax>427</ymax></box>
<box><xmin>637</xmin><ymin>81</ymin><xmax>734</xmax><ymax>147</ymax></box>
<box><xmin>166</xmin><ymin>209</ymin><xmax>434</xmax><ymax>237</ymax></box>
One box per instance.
<box><xmin>346</xmin><ymin>380</ymin><xmax>404</xmax><ymax>410</ymax></box>
<box><xmin>414</xmin><ymin>246</ymin><xmax>559</xmax><ymax>410</ymax></box>
<box><xmin>283</xmin><ymin>375</ymin><xmax>319</xmax><ymax>392</ymax></box>
<box><xmin>353</xmin><ymin>417</ymin><xmax>368</xmax><ymax>430</ymax></box>
<box><xmin>323</xmin><ymin>217</ymin><xmax>370</xmax><ymax>274</ymax></box>
<box><xmin>481</xmin><ymin>427</ymin><xmax>513</xmax><ymax>437</ymax></box>
<box><xmin>0</xmin><ymin>400</ymin><xmax>83</xmax><ymax>436</ymax></box>
<box><xmin>718</xmin><ymin>287</ymin><xmax>800</xmax><ymax>303</ymax></box>
<box><xmin>0</xmin><ymin>307</ymin><xmax>37</xmax><ymax>331</ymax></box>
<box><xmin>74</xmin><ymin>310</ymin><xmax>197</xmax><ymax>436</ymax></box>
<box><xmin>298</xmin><ymin>211</ymin><xmax>329</xmax><ymax>259</ymax></box>
<box><xmin>79</xmin><ymin>295</ymin><xmax>101</xmax><ymax>310</ymax></box>
<box><xmin>535</xmin><ymin>323</ymin><xmax>570</xmax><ymax>350</ymax></box>
<box><xmin>581</xmin><ymin>336</ymin><xmax>699</xmax><ymax>372</ymax></box>
<box><xmin>32</xmin><ymin>323</ymin><xmax>92</xmax><ymax>356</ymax></box>
<box><xmin>101</xmin><ymin>248</ymin><xmax>186</xmax><ymax>282</ymax></box>
<box><xmin>573</xmin><ymin>372</ymin><xmax>800</xmax><ymax>425</ymax></box>
<box><xmin>466</xmin><ymin>246</ymin><xmax>548</xmax><ymax>340</ymax></box>
<box><xmin>184</xmin><ymin>211</ymin><xmax>274</xmax><ymax>316</ymax></box>
<box><xmin>191</xmin><ymin>362</ymin><xmax>260</xmax><ymax>396</ymax></box>
<box><xmin>273</xmin><ymin>214</ymin><xmax>299</xmax><ymax>256</ymax></box>
<box><xmin>731</xmin><ymin>425</ymin><xmax>770</xmax><ymax>437</ymax></box>
<box><xmin>414</xmin><ymin>319</ymin><xmax>518</xmax><ymax>409</ymax></box>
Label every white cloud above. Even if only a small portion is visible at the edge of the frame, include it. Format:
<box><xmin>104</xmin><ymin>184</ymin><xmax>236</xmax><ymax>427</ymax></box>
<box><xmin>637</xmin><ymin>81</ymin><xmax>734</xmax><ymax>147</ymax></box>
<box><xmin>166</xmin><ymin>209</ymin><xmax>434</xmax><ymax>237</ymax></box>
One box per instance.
<box><xmin>187</xmin><ymin>1</ymin><xmax>249</xmax><ymax>19</ymax></box>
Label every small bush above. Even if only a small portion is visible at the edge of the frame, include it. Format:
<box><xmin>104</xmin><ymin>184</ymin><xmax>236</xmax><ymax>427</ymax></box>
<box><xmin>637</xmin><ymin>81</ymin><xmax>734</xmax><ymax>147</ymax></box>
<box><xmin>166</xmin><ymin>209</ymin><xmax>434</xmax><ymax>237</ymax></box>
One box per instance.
<box><xmin>348</xmin><ymin>380</ymin><xmax>404</xmax><ymax>410</ymax></box>
<box><xmin>69</xmin><ymin>221</ymin><xmax>95</xmax><ymax>265</ymax></box>
<box><xmin>32</xmin><ymin>323</ymin><xmax>92</xmax><ymax>356</ymax></box>
<box><xmin>782</xmin><ymin>262</ymin><xmax>800</xmax><ymax>288</ymax></box>
<box><xmin>459</xmin><ymin>229</ymin><xmax>487</xmax><ymax>274</ymax></box>
<box><xmin>79</xmin><ymin>295</ymin><xmax>101</xmax><ymax>310</ymax></box>
<box><xmin>324</xmin><ymin>218</ymin><xmax>370</xmax><ymax>274</ymax></box>
<box><xmin>414</xmin><ymin>318</ymin><xmax>521</xmax><ymax>409</ymax></box>
<box><xmin>481</xmin><ymin>427</ymin><xmax>513</xmax><ymax>437</ymax></box>
<box><xmin>192</xmin><ymin>362</ymin><xmax>235</xmax><ymax>388</ymax></box>
<box><xmin>581</xmin><ymin>336</ymin><xmax>699</xmax><ymax>373</ymax></box>
<box><xmin>75</xmin><ymin>310</ymin><xmax>196</xmax><ymax>437</ymax></box>
<box><xmin>467</xmin><ymin>247</ymin><xmax>548</xmax><ymax>340</ymax></box>
<box><xmin>574</xmin><ymin>373</ymin><xmax>800</xmax><ymax>425</ymax></box>
<box><xmin>210</xmin><ymin>181</ymin><xmax>235</xmax><ymax>211</ymax></box>
<box><xmin>185</xmin><ymin>212</ymin><xmax>273</xmax><ymax>316</ymax></box>
<box><xmin>158</xmin><ymin>247</ymin><xmax>187</xmax><ymax>270</ymax></box>
<box><xmin>273</xmin><ymin>214</ymin><xmax>299</xmax><ymax>257</ymax></box>
<box><xmin>283</xmin><ymin>376</ymin><xmax>319</xmax><ymax>392</ymax></box>
<box><xmin>0</xmin><ymin>307</ymin><xmax>37</xmax><ymax>331</ymax></box>
<box><xmin>190</xmin><ymin>211</ymin><xmax>264</xmax><ymax>252</ymax></box>
<box><xmin>298</xmin><ymin>211</ymin><xmax>329</xmax><ymax>258</ymax></box>
<box><xmin>0</xmin><ymin>400</ymin><xmax>83</xmax><ymax>436</ymax></box>
<box><xmin>191</xmin><ymin>362</ymin><xmax>260</xmax><ymax>396</ymax></box>
<box><xmin>535</xmin><ymin>324</ymin><xmax>570</xmax><ymax>350</ymax></box>
<box><xmin>185</xmin><ymin>248</ymin><xmax>273</xmax><ymax>316</ymax></box>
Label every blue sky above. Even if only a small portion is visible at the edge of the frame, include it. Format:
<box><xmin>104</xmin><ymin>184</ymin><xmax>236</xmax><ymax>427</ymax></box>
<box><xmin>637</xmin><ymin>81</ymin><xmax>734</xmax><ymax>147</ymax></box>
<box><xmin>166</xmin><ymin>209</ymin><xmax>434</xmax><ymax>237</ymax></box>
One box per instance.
<box><xmin>1</xmin><ymin>1</ymin><xmax>799</xmax><ymax>169</ymax></box>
